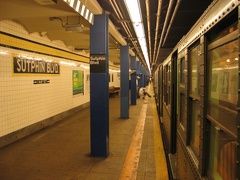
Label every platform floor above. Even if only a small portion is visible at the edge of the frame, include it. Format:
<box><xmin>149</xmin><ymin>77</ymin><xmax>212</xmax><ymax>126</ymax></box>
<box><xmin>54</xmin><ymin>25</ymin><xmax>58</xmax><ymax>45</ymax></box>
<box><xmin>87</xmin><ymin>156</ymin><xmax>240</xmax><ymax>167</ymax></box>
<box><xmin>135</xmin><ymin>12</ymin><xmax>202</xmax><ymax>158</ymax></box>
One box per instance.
<box><xmin>0</xmin><ymin>85</ymin><xmax>169</xmax><ymax>180</ymax></box>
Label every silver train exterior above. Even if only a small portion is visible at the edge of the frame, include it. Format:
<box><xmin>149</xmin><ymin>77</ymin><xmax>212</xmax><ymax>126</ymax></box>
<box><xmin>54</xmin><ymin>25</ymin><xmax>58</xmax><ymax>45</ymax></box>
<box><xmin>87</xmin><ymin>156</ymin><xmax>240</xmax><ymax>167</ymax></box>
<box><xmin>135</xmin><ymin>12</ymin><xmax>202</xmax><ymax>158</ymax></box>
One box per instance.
<box><xmin>153</xmin><ymin>0</ymin><xmax>240</xmax><ymax>179</ymax></box>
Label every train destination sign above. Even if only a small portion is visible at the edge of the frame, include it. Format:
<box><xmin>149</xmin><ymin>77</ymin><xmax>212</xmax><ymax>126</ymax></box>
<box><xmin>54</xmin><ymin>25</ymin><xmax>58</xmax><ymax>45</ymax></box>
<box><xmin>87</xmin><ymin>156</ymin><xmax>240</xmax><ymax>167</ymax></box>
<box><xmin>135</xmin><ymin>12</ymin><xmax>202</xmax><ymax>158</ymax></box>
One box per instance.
<box><xmin>90</xmin><ymin>54</ymin><xmax>106</xmax><ymax>73</ymax></box>
<box><xmin>13</xmin><ymin>57</ymin><xmax>60</xmax><ymax>74</ymax></box>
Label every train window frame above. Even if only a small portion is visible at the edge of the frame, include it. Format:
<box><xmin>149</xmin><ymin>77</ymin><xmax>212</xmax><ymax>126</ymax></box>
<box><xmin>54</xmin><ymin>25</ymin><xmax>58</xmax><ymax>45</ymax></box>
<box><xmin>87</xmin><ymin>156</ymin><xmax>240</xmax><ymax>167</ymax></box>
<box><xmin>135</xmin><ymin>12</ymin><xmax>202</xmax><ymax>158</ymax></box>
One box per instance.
<box><xmin>207</xmin><ymin>122</ymin><xmax>237</xmax><ymax>180</ymax></box>
<box><xmin>187</xmin><ymin>41</ymin><xmax>201</xmax><ymax>164</ymax></box>
<box><xmin>189</xmin><ymin>43</ymin><xmax>200</xmax><ymax>98</ymax></box>
<box><xmin>206</xmin><ymin>19</ymin><xmax>238</xmax><ymax>180</ymax></box>
<box><xmin>207</xmin><ymin>29</ymin><xmax>238</xmax><ymax>137</ymax></box>
<box><xmin>179</xmin><ymin>93</ymin><xmax>187</xmax><ymax>130</ymax></box>
<box><xmin>168</xmin><ymin>63</ymin><xmax>171</xmax><ymax>110</ymax></box>
<box><xmin>163</xmin><ymin>65</ymin><xmax>168</xmax><ymax>106</ymax></box>
<box><xmin>178</xmin><ymin>53</ymin><xmax>188</xmax><ymax>142</ymax></box>
<box><xmin>163</xmin><ymin>63</ymin><xmax>171</xmax><ymax>110</ymax></box>
<box><xmin>180</xmin><ymin>57</ymin><xmax>186</xmax><ymax>84</ymax></box>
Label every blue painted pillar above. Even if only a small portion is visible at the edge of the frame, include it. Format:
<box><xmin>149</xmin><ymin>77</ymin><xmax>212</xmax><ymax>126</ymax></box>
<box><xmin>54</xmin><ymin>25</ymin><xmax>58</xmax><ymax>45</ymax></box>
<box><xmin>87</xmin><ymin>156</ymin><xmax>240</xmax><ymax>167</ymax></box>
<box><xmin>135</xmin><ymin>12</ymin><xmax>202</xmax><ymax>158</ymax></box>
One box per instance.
<box><xmin>143</xmin><ymin>69</ymin><xmax>147</xmax><ymax>87</ymax></box>
<box><xmin>141</xmin><ymin>67</ymin><xmax>145</xmax><ymax>87</ymax></box>
<box><xmin>90</xmin><ymin>14</ymin><xmax>109</xmax><ymax>157</ymax></box>
<box><xmin>131</xmin><ymin>56</ymin><xmax>137</xmax><ymax>105</ymax></box>
<box><xmin>136</xmin><ymin>61</ymin><xmax>140</xmax><ymax>98</ymax></box>
<box><xmin>139</xmin><ymin>65</ymin><xmax>144</xmax><ymax>88</ymax></box>
<box><xmin>120</xmin><ymin>45</ymin><xmax>129</xmax><ymax>118</ymax></box>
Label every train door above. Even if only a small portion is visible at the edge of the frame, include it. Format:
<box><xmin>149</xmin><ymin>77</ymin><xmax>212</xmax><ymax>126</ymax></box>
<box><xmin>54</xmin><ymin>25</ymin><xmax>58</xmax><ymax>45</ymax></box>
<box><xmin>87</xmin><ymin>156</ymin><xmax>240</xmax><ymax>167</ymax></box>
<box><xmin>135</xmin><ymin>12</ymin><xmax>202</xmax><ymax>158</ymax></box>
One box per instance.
<box><xmin>187</xmin><ymin>41</ymin><xmax>202</xmax><ymax>164</ymax></box>
<box><xmin>159</xmin><ymin>65</ymin><xmax>163</xmax><ymax>119</ymax></box>
<box><xmin>177</xmin><ymin>50</ymin><xmax>188</xmax><ymax>142</ymax></box>
<box><xmin>170</xmin><ymin>51</ymin><xmax>178</xmax><ymax>153</ymax></box>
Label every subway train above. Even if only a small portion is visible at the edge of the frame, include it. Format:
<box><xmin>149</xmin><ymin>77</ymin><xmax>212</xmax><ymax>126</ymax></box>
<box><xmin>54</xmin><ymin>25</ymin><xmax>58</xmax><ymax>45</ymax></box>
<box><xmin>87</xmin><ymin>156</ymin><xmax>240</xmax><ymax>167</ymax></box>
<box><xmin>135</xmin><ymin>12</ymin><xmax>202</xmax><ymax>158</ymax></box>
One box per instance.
<box><xmin>152</xmin><ymin>0</ymin><xmax>239</xmax><ymax>179</ymax></box>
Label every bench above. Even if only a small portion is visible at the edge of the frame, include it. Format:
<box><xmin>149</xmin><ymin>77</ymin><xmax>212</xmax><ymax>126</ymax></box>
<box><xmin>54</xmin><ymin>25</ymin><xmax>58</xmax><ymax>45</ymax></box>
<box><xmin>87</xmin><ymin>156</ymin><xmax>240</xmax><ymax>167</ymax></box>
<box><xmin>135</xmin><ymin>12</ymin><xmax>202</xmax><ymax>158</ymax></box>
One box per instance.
<box><xmin>109</xmin><ymin>86</ymin><xmax>120</xmax><ymax>97</ymax></box>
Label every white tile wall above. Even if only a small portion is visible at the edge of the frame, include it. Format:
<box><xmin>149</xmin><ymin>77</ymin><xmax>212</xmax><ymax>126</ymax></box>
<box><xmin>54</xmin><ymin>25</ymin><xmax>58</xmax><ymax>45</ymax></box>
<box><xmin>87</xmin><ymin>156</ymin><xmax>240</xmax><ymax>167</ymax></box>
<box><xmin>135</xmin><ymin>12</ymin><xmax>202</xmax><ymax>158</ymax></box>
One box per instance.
<box><xmin>0</xmin><ymin>20</ymin><xmax>120</xmax><ymax>138</ymax></box>
<box><xmin>0</xmin><ymin>21</ymin><xmax>91</xmax><ymax>137</ymax></box>
<box><xmin>0</xmin><ymin>46</ymin><xmax>91</xmax><ymax>137</ymax></box>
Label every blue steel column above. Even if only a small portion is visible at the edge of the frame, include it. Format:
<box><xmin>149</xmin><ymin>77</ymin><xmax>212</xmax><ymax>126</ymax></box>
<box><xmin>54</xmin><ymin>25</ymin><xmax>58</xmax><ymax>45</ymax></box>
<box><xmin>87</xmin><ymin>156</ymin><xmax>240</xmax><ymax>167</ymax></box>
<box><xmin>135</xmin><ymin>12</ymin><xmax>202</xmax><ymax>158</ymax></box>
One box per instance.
<box><xmin>120</xmin><ymin>45</ymin><xmax>129</xmax><ymax>118</ymax></box>
<box><xmin>90</xmin><ymin>14</ymin><xmax>109</xmax><ymax>157</ymax></box>
<box><xmin>139</xmin><ymin>65</ymin><xmax>144</xmax><ymax>88</ymax></box>
<box><xmin>144</xmin><ymin>69</ymin><xmax>147</xmax><ymax>87</ymax></box>
<box><xmin>131</xmin><ymin>56</ymin><xmax>137</xmax><ymax>105</ymax></box>
<box><xmin>136</xmin><ymin>61</ymin><xmax>140</xmax><ymax>98</ymax></box>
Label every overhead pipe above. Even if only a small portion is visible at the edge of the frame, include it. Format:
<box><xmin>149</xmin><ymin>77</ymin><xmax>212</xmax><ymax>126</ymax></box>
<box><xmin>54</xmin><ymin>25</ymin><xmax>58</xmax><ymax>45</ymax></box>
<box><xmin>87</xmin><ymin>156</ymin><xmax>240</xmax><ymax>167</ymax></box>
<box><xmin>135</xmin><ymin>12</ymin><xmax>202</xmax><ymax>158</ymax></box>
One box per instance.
<box><xmin>154</xmin><ymin>0</ymin><xmax>175</xmax><ymax>64</ymax></box>
<box><xmin>152</xmin><ymin>0</ymin><xmax>163</xmax><ymax>64</ymax></box>
<box><xmin>109</xmin><ymin>0</ymin><xmax>135</xmax><ymax>55</ymax></box>
<box><xmin>109</xmin><ymin>0</ymin><xmax>131</xmax><ymax>36</ymax></box>
<box><xmin>162</xmin><ymin>0</ymin><xmax>181</xmax><ymax>46</ymax></box>
<box><xmin>145</xmin><ymin>0</ymin><xmax>152</xmax><ymax>63</ymax></box>
<box><xmin>84</xmin><ymin>0</ymin><xmax>135</xmax><ymax>55</ymax></box>
<box><xmin>110</xmin><ymin>0</ymin><xmax>147</xmax><ymax>66</ymax></box>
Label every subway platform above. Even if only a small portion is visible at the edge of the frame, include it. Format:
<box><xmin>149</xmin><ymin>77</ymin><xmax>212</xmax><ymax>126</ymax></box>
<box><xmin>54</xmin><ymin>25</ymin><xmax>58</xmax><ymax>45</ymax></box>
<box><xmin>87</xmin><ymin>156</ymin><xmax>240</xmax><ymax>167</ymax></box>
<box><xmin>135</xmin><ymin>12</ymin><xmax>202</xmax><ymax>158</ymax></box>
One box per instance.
<box><xmin>0</xmin><ymin>85</ymin><xmax>169</xmax><ymax>180</ymax></box>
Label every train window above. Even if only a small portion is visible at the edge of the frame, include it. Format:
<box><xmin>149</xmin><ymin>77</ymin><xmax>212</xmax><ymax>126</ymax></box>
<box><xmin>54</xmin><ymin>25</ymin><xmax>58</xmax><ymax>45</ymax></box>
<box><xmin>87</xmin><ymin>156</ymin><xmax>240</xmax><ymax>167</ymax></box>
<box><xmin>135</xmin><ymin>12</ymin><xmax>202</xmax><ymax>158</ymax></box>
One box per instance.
<box><xmin>164</xmin><ymin>65</ymin><xmax>168</xmax><ymax>105</ymax></box>
<box><xmin>178</xmin><ymin>56</ymin><xmax>187</xmax><ymax>137</ymax></box>
<box><xmin>207</xmin><ymin>20</ymin><xmax>238</xmax><ymax>179</ymax></box>
<box><xmin>189</xmin><ymin>100</ymin><xmax>200</xmax><ymax>155</ymax></box>
<box><xmin>179</xmin><ymin>93</ymin><xmax>186</xmax><ymax>129</ymax></box>
<box><xmin>189</xmin><ymin>45</ymin><xmax>199</xmax><ymax>97</ymax></box>
<box><xmin>168</xmin><ymin>64</ymin><xmax>171</xmax><ymax>110</ymax></box>
<box><xmin>207</xmin><ymin>123</ymin><xmax>237</xmax><ymax>180</ymax></box>
<box><xmin>188</xmin><ymin>43</ymin><xmax>201</xmax><ymax>161</ymax></box>
<box><xmin>180</xmin><ymin>57</ymin><xmax>185</xmax><ymax>84</ymax></box>
<box><xmin>164</xmin><ymin>64</ymin><xmax>170</xmax><ymax>107</ymax></box>
<box><xmin>207</xmin><ymin>33</ymin><xmax>238</xmax><ymax>135</ymax></box>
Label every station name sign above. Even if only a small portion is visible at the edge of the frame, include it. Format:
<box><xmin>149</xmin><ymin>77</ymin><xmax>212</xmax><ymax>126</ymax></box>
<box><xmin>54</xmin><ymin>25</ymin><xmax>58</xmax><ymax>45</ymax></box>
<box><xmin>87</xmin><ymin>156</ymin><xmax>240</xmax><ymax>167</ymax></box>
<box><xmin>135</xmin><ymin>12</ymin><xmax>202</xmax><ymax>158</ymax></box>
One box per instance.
<box><xmin>13</xmin><ymin>57</ymin><xmax>60</xmax><ymax>74</ymax></box>
<box><xmin>90</xmin><ymin>54</ymin><xmax>106</xmax><ymax>73</ymax></box>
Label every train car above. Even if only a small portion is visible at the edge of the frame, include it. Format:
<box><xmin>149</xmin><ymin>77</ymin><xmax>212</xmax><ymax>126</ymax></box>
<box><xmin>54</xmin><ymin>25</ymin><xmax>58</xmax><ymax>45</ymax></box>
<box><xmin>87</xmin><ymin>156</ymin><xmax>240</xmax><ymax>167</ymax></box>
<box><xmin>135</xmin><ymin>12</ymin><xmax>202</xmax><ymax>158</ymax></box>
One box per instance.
<box><xmin>153</xmin><ymin>0</ymin><xmax>240</xmax><ymax>179</ymax></box>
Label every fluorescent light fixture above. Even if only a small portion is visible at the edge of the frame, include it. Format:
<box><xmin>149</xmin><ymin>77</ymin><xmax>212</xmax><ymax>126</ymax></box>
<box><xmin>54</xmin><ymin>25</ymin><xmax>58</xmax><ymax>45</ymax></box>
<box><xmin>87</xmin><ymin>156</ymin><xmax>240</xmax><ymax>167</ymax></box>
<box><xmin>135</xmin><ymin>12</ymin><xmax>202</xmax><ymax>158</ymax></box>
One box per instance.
<box><xmin>124</xmin><ymin>0</ymin><xmax>142</xmax><ymax>23</ymax></box>
<box><xmin>133</xmin><ymin>23</ymin><xmax>145</xmax><ymax>38</ymax></box>
<box><xmin>0</xmin><ymin>50</ymin><xmax>8</xmax><ymax>55</ymax></box>
<box><xmin>80</xmin><ymin>64</ymin><xmax>90</xmax><ymax>69</ymax></box>
<box><xmin>60</xmin><ymin>61</ymin><xmax>77</xmax><ymax>66</ymax></box>
<box><xmin>124</xmin><ymin>0</ymin><xmax>151</xmax><ymax>72</ymax></box>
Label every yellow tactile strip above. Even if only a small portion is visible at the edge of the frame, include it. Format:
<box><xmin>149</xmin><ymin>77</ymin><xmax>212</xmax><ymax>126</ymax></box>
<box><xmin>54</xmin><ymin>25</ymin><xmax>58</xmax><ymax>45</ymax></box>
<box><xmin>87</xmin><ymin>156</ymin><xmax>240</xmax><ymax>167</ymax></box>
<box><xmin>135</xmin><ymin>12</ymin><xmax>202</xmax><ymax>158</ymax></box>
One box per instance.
<box><xmin>120</xmin><ymin>84</ymin><xmax>169</xmax><ymax>180</ymax></box>
<box><xmin>119</xmin><ymin>103</ymin><xmax>148</xmax><ymax>180</ymax></box>
<box><xmin>152</xmin><ymin>97</ymin><xmax>169</xmax><ymax>179</ymax></box>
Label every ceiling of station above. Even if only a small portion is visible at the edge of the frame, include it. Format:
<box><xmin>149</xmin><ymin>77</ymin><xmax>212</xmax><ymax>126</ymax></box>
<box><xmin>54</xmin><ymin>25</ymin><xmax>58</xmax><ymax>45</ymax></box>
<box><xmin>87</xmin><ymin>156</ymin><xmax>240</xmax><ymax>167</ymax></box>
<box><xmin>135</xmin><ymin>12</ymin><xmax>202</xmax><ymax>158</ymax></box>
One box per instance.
<box><xmin>0</xmin><ymin>0</ymin><xmax>213</xmax><ymax>72</ymax></box>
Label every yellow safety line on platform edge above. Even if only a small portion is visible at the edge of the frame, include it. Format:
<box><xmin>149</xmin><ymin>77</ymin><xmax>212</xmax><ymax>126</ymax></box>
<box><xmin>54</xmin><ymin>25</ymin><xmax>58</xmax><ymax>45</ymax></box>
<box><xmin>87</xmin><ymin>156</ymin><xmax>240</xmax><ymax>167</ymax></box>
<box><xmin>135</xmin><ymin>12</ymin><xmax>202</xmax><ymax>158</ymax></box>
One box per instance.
<box><xmin>152</xmin><ymin>98</ymin><xmax>169</xmax><ymax>179</ymax></box>
<box><xmin>119</xmin><ymin>103</ymin><xmax>148</xmax><ymax>180</ymax></box>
